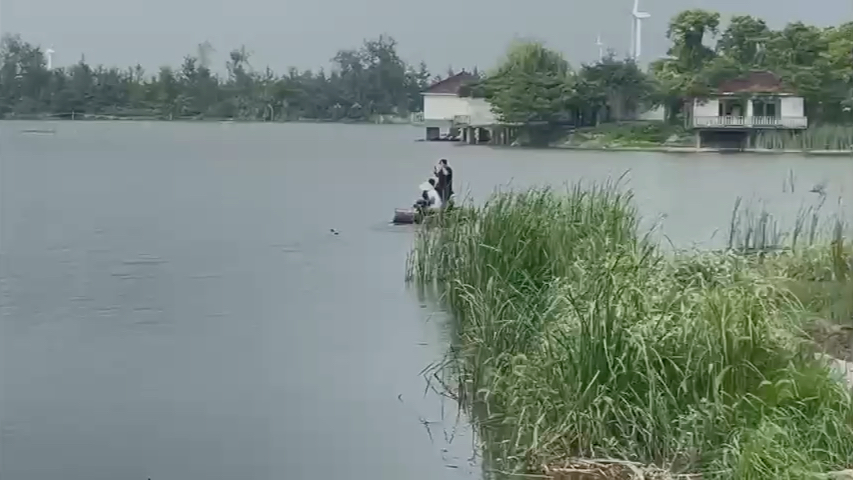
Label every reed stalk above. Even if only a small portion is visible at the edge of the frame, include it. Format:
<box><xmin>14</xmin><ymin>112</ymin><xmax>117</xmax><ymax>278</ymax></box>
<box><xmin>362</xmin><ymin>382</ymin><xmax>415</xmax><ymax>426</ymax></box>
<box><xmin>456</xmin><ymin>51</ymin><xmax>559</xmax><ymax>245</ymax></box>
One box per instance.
<box><xmin>752</xmin><ymin>125</ymin><xmax>853</xmax><ymax>151</ymax></box>
<box><xmin>408</xmin><ymin>181</ymin><xmax>853</xmax><ymax>479</ymax></box>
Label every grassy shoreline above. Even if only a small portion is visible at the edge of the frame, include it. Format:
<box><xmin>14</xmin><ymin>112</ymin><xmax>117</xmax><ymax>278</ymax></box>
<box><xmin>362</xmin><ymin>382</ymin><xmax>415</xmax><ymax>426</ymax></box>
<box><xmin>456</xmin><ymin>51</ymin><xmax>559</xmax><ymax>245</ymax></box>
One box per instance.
<box><xmin>488</xmin><ymin>122</ymin><xmax>853</xmax><ymax>155</ymax></box>
<box><xmin>461</xmin><ymin>143</ymin><xmax>853</xmax><ymax>155</ymax></box>
<box><xmin>554</xmin><ymin>145</ymin><xmax>853</xmax><ymax>155</ymax></box>
<box><xmin>407</xmin><ymin>182</ymin><xmax>852</xmax><ymax>479</ymax></box>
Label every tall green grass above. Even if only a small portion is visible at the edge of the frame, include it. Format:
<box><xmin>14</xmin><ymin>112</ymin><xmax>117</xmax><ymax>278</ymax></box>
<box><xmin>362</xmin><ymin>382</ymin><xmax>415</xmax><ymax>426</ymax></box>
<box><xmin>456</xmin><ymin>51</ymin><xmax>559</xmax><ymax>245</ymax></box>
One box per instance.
<box><xmin>727</xmin><ymin>192</ymin><xmax>852</xmax><ymax>333</ymax></box>
<box><xmin>752</xmin><ymin>125</ymin><xmax>853</xmax><ymax>151</ymax></box>
<box><xmin>408</xmin><ymin>182</ymin><xmax>853</xmax><ymax>479</ymax></box>
<box><xmin>726</xmin><ymin>194</ymin><xmax>834</xmax><ymax>253</ymax></box>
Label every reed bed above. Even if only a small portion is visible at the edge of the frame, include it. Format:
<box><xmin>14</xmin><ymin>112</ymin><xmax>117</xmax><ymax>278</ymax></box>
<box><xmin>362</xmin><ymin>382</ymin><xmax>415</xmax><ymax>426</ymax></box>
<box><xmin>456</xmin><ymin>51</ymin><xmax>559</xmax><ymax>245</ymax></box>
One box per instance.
<box><xmin>727</xmin><ymin>193</ymin><xmax>852</xmax><ymax>331</ymax></box>
<box><xmin>407</xmin><ymin>182</ymin><xmax>853</xmax><ymax>479</ymax></box>
<box><xmin>752</xmin><ymin>125</ymin><xmax>853</xmax><ymax>151</ymax></box>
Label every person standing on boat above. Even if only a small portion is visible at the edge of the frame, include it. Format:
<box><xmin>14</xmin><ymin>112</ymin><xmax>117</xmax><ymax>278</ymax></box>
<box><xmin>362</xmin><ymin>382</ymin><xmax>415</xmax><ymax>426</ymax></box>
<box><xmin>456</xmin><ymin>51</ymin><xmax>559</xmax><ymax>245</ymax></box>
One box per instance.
<box><xmin>434</xmin><ymin>159</ymin><xmax>454</xmax><ymax>203</ymax></box>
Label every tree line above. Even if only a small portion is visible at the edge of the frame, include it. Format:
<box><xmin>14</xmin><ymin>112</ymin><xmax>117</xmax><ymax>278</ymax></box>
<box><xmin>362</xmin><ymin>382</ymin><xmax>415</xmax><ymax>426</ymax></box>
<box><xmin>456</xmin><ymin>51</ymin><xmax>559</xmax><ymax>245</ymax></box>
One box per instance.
<box><xmin>4</xmin><ymin>10</ymin><xmax>853</xmax><ymax>125</ymax></box>
<box><xmin>475</xmin><ymin>10</ymin><xmax>853</xmax><ymax>127</ymax></box>
<box><xmin>0</xmin><ymin>34</ymin><xmax>440</xmax><ymax>121</ymax></box>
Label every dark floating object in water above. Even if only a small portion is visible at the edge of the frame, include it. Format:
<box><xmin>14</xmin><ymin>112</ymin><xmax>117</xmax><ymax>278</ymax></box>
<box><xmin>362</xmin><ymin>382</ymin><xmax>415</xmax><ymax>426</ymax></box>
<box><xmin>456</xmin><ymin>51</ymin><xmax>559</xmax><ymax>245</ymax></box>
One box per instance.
<box><xmin>329</xmin><ymin>228</ymin><xmax>339</xmax><ymax>235</ymax></box>
<box><xmin>20</xmin><ymin>129</ymin><xmax>56</xmax><ymax>135</ymax></box>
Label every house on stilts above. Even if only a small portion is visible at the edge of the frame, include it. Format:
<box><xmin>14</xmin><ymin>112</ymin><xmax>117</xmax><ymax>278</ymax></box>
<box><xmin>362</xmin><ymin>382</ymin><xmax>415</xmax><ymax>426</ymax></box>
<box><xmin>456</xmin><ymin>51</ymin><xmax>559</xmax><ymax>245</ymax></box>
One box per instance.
<box><xmin>685</xmin><ymin>70</ymin><xmax>808</xmax><ymax>149</ymax></box>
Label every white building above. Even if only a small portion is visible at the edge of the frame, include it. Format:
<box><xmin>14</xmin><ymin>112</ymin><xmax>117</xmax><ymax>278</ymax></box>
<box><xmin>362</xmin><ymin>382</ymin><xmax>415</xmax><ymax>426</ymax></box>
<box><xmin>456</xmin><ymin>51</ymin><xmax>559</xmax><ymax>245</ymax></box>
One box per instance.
<box><xmin>685</xmin><ymin>71</ymin><xmax>808</xmax><ymax>131</ymax></box>
<box><xmin>421</xmin><ymin>72</ymin><xmax>497</xmax><ymax>141</ymax></box>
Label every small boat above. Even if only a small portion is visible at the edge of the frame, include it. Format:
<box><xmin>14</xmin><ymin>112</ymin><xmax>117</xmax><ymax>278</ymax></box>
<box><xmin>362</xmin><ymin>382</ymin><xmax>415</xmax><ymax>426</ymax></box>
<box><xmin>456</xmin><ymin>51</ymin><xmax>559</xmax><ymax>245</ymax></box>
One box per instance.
<box><xmin>394</xmin><ymin>178</ymin><xmax>457</xmax><ymax>225</ymax></box>
<box><xmin>392</xmin><ymin>199</ymin><xmax>457</xmax><ymax>225</ymax></box>
<box><xmin>393</xmin><ymin>208</ymin><xmax>420</xmax><ymax>225</ymax></box>
<box><xmin>393</xmin><ymin>206</ymin><xmax>444</xmax><ymax>225</ymax></box>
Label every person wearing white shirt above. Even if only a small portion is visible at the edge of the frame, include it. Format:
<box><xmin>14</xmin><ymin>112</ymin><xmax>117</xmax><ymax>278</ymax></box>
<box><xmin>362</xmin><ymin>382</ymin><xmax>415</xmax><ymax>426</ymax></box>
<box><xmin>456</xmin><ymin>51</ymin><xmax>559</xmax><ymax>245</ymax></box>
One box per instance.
<box><xmin>415</xmin><ymin>178</ymin><xmax>442</xmax><ymax>211</ymax></box>
<box><xmin>426</xmin><ymin>182</ymin><xmax>442</xmax><ymax>209</ymax></box>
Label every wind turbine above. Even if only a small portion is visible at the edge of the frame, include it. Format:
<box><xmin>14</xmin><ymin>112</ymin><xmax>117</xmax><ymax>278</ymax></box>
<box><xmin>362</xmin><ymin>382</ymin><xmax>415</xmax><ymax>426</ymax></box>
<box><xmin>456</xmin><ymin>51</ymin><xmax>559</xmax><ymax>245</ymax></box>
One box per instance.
<box><xmin>596</xmin><ymin>34</ymin><xmax>605</xmax><ymax>61</ymax></box>
<box><xmin>45</xmin><ymin>46</ymin><xmax>55</xmax><ymax>70</ymax></box>
<box><xmin>631</xmin><ymin>0</ymin><xmax>650</xmax><ymax>60</ymax></box>
<box><xmin>197</xmin><ymin>41</ymin><xmax>215</xmax><ymax>69</ymax></box>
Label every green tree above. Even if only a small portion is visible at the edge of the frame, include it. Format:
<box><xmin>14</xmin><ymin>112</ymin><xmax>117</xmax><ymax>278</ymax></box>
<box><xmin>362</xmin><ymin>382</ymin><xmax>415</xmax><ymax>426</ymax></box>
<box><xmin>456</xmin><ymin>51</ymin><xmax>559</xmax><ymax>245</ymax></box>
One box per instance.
<box><xmin>643</xmin><ymin>9</ymin><xmax>722</xmax><ymax>121</ymax></box>
<box><xmin>717</xmin><ymin>15</ymin><xmax>771</xmax><ymax>67</ymax></box>
<box><xmin>666</xmin><ymin>9</ymin><xmax>721</xmax><ymax>71</ymax></box>
<box><xmin>578</xmin><ymin>54</ymin><xmax>654</xmax><ymax>121</ymax></box>
<box><xmin>0</xmin><ymin>33</ymin><xmax>432</xmax><ymax>122</ymax></box>
<box><xmin>481</xmin><ymin>40</ymin><xmax>572</xmax><ymax>125</ymax></box>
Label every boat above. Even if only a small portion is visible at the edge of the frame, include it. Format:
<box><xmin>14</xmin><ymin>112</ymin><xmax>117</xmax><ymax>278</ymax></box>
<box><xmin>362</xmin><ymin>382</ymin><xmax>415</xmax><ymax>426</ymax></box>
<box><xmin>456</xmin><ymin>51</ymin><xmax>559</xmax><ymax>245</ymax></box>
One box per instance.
<box><xmin>393</xmin><ymin>180</ymin><xmax>456</xmax><ymax>225</ymax></box>
<box><xmin>392</xmin><ymin>208</ymin><xmax>421</xmax><ymax>224</ymax></box>
<box><xmin>392</xmin><ymin>199</ymin><xmax>457</xmax><ymax>225</ymax></box>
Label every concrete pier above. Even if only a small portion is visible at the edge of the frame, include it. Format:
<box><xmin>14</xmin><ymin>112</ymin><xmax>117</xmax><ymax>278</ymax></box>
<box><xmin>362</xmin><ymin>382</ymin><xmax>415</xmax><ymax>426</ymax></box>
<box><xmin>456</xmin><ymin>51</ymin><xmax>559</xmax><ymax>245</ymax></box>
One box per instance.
<box><xmin>462</xmin><ymin>124</ymin><xmax>519</xmax><ymax>146</ymax></box>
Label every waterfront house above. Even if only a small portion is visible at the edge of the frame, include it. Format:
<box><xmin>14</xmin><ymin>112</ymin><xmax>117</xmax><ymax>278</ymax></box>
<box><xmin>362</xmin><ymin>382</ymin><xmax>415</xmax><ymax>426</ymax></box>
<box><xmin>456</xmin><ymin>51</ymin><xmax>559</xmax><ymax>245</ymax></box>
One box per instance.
<box><xmin>685</xmin><ymin>71</ymin><xmax>808</xmax><ymax>148</ymax></box>
<box><xmin>421</xmin><ymin>72</ymin><xmax>497</xmax><ymax>141</ymax></box>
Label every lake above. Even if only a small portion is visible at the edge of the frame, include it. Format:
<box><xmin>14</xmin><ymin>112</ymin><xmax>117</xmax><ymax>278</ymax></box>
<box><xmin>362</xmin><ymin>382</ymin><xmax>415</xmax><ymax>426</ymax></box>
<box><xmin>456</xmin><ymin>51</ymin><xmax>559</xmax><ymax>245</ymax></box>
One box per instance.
<box><xmin>1</xmin><ymin>121</ymin><xmax>850</xmax><ymax>480</ymax></box>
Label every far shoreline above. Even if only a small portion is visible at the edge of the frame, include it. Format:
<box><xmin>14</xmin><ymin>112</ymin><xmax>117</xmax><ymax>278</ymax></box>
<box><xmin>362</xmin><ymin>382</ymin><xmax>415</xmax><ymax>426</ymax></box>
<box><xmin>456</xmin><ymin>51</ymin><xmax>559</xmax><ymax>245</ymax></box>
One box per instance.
<box><xmin>452</xmin><ymin>142</ymin><xmax>853</xmax><ymax>156</ymax></box>
<box><xmin>448</xmin><ymin>121</ymin><xmax>853</xmax><ymax>156</ymax></box>
<box><xmin>1</xmin><ymin>113</ymin><xmax>416</xmax><ymax>126</ymax></box>
<box><xmin>554</xmin><ymin>144</ymin><xmax>853</xmax><ymax>156</ymax></box>
<box><xmin>9</xmin><ymin>117</ymin><xmax>853</xmax><ymax>156</ymax></box>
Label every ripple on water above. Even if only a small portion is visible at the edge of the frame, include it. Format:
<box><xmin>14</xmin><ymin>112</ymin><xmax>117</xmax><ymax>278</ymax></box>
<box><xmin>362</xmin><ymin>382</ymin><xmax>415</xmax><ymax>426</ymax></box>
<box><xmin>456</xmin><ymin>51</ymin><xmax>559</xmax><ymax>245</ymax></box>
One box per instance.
<box><xmin>369</xmin><ymin>221</ymin><xmax>417</xmax><ymax>234</ymax></box>
<box><xmin>128</xmin><ymin>307</ymin><xmax>168</xmax><ymax>327</ymax></box>
<box><xmin>120</xmin><ymin>254</ymin><xmax>167</xmax><ymax>266</ymax></box>
<box><xmin>276</xmin><ymin>242</ymin><xmax>302</xmax><ymax>254</ymax></box>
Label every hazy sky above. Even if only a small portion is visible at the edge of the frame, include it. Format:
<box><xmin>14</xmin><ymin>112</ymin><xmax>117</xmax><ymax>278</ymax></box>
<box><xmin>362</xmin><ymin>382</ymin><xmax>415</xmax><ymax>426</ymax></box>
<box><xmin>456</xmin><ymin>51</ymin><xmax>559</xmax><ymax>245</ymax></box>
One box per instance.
<box><xmin>2</xmin><ymin>0</ymin><xmax>851</xmax><ymax>75</ymax></box>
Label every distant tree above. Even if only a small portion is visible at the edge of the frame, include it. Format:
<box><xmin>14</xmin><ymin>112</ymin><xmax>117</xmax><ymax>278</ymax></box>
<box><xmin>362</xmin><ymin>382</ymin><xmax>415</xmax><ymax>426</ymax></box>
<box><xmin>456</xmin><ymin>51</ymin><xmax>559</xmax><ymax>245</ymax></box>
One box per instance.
<box><xmin>480</xmin><ymin>40</ymin><xmax>573</xmax><ymax>125</ymax></box>
<box><xmin>716</xmin><ymin>15</ymin><xmax>771</xmax><ymax>67</ymax></box>
<box><xmin>666</xmin><ymin>9</ymin><xmax>721</xmax><ymax>71</ymax></box>
<box><xmin>0</xmin><ymin>33</ymin><xmax>432</xmax><ymax>121</ymax></box>
<box><xmin>646</xmin><ymin>11</ymin><xmax>853</xmax><ymax>123</ymax></box>
<box><xmin>577</xmin><ymin>54</ymin><xmax>654</xmax><ymax>121</ymax></box>
<box><xmin>8</xmin><ymin>13</ymin><xmax>853</xmax><ymax>126</ymax></box>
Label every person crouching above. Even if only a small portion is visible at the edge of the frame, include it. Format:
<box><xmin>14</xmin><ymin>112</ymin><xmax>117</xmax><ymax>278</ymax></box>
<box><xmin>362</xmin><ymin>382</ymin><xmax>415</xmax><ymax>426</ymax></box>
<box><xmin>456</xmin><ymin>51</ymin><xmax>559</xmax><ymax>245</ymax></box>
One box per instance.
<box><xmin>414</xmin><ymin>178</ymin><xmax>442</xmax><ymax>211</ymax></box>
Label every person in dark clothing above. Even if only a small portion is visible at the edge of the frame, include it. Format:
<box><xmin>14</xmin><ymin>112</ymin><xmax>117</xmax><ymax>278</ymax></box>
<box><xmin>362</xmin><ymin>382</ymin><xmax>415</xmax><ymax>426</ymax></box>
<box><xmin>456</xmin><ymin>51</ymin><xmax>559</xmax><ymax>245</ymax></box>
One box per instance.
<box><xmin>440</xmin><ymin>159</ymin><xmax>453</xmax><ymax>199</ymax></box>
<box><xmin>434</xmin><ymin>159</ymin><xmax>454</xmax><ymax>203</ymax></box>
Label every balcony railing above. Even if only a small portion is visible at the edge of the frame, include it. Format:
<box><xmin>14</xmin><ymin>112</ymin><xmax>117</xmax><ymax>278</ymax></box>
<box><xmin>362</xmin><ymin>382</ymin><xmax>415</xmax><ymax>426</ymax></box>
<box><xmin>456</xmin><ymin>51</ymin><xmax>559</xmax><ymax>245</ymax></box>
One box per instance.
<box><xmin>452</xmin><ymin>115</ymin><xmax>471</xmax><ymax>125</ymax></box>
<box><xmin>693</xmin><ymin>115</ymin><xmax>808</xmax><ymax>129</ymax></box>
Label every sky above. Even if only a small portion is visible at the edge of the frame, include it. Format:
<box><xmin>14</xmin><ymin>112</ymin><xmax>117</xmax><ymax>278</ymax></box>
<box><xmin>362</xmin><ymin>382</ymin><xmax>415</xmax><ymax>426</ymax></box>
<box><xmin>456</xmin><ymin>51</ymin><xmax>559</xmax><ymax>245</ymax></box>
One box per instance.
<box><xmin>1</xmin><ymin>0</ymin><xmax>852</xmax><ymax>76</ymax></box>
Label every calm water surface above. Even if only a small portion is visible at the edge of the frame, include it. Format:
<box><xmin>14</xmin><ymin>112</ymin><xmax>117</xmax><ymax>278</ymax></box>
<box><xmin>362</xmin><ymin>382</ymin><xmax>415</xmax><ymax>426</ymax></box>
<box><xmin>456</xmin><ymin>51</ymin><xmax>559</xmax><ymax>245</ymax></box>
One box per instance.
<box><xmin>1</xmin><ymin>121</ymin><xmax>851</xmax><ymax>480</ymax></box>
